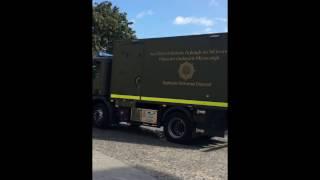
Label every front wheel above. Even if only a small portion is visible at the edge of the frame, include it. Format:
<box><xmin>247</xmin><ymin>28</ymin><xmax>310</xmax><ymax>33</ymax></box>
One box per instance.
<box><xmin>164</xmin><ymin>112</ymin><xmax>194</xmax><ymax>144</ymax></box>
<box><xmin>93</xmin><ymin>103</ymin><xmax>112</xmax><ymax>129</ymax></box>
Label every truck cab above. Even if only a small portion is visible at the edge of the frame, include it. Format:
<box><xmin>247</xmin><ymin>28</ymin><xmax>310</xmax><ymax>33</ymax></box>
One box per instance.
<box><xmin>92</xmin><ymin>55</ymin><xmax>115</xmax><ymax>127</ymax></box>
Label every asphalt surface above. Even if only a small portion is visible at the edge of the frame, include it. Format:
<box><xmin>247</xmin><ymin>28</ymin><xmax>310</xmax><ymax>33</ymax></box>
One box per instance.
<box><xmin>93</xmin><ymin>150</ymin><xmax>156</xmax><ymax>180</ymax></box>
<box><xmin>93</xmin><ymin>126</ymin><xmax>228</xmax><ymax>180</ymax></box>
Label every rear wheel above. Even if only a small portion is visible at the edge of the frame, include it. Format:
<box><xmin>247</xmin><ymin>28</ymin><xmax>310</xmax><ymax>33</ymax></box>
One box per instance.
<box><xmin>93</xmin><ymin>103</ymin><xmax>112</xmax><ymax>129</ymax></box>
<box><xmin>164</xmin><ymin>112</ymin><xmax>194</xmax><ymax>144</ymax></box>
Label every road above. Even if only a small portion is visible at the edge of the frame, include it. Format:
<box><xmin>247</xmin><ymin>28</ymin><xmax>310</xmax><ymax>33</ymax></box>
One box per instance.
<box><xmin>93</xmin><ymin>126</ymin><xmax>228</xmax><ymax>180</ymax></box>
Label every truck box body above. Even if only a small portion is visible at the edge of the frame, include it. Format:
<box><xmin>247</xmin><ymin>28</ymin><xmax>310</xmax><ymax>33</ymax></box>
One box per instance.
<box><xmin>110</xmin><ymin>33</ymin><xmax>228</xmax><ymax>108</ymax></box>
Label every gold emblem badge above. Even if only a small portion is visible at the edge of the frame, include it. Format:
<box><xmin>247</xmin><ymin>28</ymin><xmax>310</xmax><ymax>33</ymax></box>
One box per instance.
<box><xmin>178</xmin><ymin>62</ymin><xmax>195</xmax><ymax>81</ymax></box>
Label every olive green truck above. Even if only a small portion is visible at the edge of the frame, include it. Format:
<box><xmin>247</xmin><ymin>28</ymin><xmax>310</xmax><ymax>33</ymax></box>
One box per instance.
<box><xmin>93</xmin><ymin>33</ymin><xmax>227</xmax><ymax>144</ymax></box>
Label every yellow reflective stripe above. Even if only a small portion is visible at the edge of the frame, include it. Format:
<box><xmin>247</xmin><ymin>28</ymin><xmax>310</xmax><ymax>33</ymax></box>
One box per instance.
<box><xmin>141</xmin><ymin>96</ymin><xmax>228</xmax><ymax>108</ymax></box>
<box><xmin>110</xmin><ymin>94</ymin><xmax>228</xmax><ymax>107</ymax></box>
<box><xmin>111</xmin><ymin>94</ymin><xmax>140</xmax><ymax>100</ymax></box>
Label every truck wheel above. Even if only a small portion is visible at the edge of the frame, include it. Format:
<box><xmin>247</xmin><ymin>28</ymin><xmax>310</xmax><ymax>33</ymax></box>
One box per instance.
<box><xmin>164</xmin><ymin>112</ymin><xmax>194</xmax><ymax>144</ymax></box>
<box><xmin>93</xmin><ymin>103</ymin><xmax>112</xmax><ymax>129</ymax></box>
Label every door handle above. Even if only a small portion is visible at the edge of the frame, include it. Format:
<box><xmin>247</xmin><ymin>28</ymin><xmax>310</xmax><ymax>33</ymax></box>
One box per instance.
<box><xmin>135</xmin><ymin>76</ymin><xmax>141</xmax><ymax>87</ymax></box>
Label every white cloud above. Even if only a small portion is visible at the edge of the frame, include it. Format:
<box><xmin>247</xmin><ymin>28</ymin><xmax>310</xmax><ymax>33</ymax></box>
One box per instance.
<box><xmin>173</xmin><ymin>16</ymin><xmax>214</xmax><ymax>27</ymax></box>
<box><xmin>209</xmin><ymin>0</ymin><xmax>219</xmax><ymax>7</ymax></box>
<box><xmin>215</xmin><ymin>17</ymin><xmax>227</xmax><ymax>22</ymax></box>
<box><xmin>136</xmin><ymin>10</ymin><xmax>154</xmax><ymax>19</ymax></box>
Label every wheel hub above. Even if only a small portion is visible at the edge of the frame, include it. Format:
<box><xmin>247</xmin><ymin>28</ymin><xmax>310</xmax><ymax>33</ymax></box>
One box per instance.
<box><xmin>93</xmin><ymin>109</ymin><xmax>103</xmax><ymax>123</ymax></box>
<box><xmin>168</xmin><ymin>118</ymin><xmax>186</xmax><ymax>139</ymax></box>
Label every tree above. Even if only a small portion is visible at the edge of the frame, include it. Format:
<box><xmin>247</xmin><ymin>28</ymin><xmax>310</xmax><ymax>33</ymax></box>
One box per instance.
<box><xmin>92</xmin><ymin>1</ymin><xmax>136</xmax><ymax>55</ymax></box>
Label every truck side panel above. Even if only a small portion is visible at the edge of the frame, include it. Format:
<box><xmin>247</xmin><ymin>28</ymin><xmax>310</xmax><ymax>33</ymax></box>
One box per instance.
<box><xmin>141</xmin><ymin>34</ymin><xmax>227</xmax><ymax>105</ymax></box>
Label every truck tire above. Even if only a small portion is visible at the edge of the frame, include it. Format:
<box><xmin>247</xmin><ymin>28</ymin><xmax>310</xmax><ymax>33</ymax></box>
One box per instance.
<box><xmin>93</xmin><ymin>103</ymin><xmax>112</xmax><ymax>129</ymax></box>
<box><xmin>164</xmin><ymin>112</ymin><xmax>194</xmax><ymax>144</ymax></box>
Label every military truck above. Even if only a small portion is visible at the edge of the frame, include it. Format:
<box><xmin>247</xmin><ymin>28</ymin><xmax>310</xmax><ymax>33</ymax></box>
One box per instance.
<box><xmin>93</xmin><ymin>33</ymin><xmax>227</xmax><ymax>144</ymax></box>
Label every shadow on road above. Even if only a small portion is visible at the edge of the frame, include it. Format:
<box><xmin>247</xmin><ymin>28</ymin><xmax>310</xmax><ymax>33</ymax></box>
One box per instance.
<box><xmin>93</xmin><ymin>166</ymin><xmax>181</xmax><ymax>180</ymax></box>
<box><xmin>93</xmin><ymin>126</ymin><xmax>227</xmax><ymax>150</ymax></box>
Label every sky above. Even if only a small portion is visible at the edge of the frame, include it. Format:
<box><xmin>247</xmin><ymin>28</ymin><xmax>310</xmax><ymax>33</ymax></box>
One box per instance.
<box><xmin>93</xmin><ymin>0</ymin><xmax>227</xmax><ymax>39</ymax></box>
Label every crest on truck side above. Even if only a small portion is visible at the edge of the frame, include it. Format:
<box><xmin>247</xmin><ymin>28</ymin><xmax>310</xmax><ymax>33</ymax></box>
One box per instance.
<box><xmin>178</xmin><ymin>62</ymin><xmax>195</xmax><ymax>81</ymax></box>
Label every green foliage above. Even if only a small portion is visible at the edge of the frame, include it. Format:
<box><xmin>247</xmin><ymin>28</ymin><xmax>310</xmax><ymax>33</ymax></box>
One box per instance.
<box><xmin>92</xmin><ymin>1</ymin><xmax>136</xmax><ymax>55</ymax></box>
